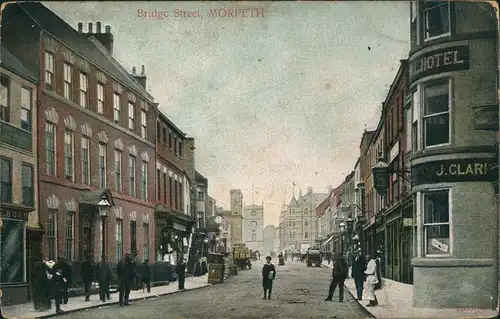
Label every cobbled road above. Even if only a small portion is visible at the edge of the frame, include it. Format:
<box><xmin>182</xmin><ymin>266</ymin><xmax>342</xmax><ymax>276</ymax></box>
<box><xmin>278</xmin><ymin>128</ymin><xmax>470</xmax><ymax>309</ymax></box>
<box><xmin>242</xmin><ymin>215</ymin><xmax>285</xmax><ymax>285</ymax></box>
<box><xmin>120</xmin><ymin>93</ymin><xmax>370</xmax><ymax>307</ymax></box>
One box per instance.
<box><xmin>61</xmin><ymin>260</ymin><xmax>373</xmax><ymax>318</ymax></box>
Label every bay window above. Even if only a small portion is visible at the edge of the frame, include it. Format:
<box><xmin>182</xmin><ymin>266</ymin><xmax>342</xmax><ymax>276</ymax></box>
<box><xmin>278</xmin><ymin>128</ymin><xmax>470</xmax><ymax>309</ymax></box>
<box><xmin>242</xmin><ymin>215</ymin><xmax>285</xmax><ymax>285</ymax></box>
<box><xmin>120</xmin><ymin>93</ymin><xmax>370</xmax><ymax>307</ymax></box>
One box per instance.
<box><xmin>423</xmin><ymin>80</ymin><xmax>450</xmax><ymax>148</ymax></box>
<box><xmin>423</xmin><ymin>190</ymin><xmax>450</xmax><ymax>256</ymax></box>
<box><xmin>423</xmin><ymin>1</ymin><xmax>451</xmax><ymax>41</ymax></box>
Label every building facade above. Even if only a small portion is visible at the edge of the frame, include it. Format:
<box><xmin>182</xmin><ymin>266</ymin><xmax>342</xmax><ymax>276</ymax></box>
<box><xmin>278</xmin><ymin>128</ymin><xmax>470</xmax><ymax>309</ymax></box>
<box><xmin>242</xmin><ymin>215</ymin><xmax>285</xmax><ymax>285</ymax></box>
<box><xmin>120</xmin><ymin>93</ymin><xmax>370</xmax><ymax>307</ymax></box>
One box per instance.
<box><xmin>0</xmin><ymin>45</ymin><xmax>40</xmax><ymax>305</ymax></box>
<box><xmin>155</xmin><ymin>111</ymin><xmax>195</xmax><ymax>264</ymax></box>
<box><xmin>262</xmin><ymin>225</ymin><xmax>276</xmax><ymax>255</ymax></box>
<box><xmin>357</xmin><ymin>130</ymin><xmax>374</xmax><ymax>255</ymax></box>
<box><xmin>3</xmin><ymin>4</ymin><xmax>160</xmax><ymax>265</ymax></box>
<box><xmin>408</xmin><ymin>1</ymin><xmax>498</xmax><ymax>309</ymax></box>
<box><xmin>227</xmin><ymin>189</ymin><xmax>243</xmax><ymax>245</ymax></box>
<box><xmin>242</xmin><ymin>204</ymin><xmax>264</xmax><ymax>251</ymax></box>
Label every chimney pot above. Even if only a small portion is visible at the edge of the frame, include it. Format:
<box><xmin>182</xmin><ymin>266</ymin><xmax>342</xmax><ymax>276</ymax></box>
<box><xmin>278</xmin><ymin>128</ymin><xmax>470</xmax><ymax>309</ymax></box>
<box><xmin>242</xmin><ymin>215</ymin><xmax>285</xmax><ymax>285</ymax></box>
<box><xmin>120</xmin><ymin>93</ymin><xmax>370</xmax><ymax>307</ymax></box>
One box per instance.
<box><xmin>105</xmin><ymin>25</ymin><xmax>111</xmax><ymax>33</ymax></box>
<box><xmin>96</xmin><ymin>22</ymin><xmax>102</xmax><ymax>33</ymax></box>
<box><xmin>132</xmin><ymin>67</ymin><xmax>136</xmax><ymax>75</ymax></box>
<box><xmin>141</xmin><ymin>65</ymin><xmax>145</xmax><ymax>75</ymax></box>
<box><xmin>88</xmin><ymin>22</ymin><xmax>93</xmax><ymax>33</ymax></box>
<box><xmin>78</xmin><ymin>22</ymin><xmax>83</xmax><ymax>33</ymax></box>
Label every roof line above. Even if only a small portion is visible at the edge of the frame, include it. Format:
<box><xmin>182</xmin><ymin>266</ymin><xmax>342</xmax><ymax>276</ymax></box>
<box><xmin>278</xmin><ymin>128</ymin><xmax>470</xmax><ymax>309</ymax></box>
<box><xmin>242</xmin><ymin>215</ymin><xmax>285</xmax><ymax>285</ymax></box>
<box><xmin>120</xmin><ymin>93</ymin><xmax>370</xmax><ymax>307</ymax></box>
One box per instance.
<box><xmin>158</xmin><ymin>110</ymin><xmax>187</xmax><ymax>137</ymax></box>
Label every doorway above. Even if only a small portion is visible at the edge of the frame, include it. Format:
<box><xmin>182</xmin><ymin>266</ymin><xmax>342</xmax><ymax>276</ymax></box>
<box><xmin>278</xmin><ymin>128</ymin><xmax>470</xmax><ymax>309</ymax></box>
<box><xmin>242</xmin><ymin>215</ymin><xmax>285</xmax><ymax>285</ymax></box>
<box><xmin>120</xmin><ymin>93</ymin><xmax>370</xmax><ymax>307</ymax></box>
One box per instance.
<box><xmin>80</xmin><ymin>214</ymin><xmax>93</xmax><ymax>260</ymax></box>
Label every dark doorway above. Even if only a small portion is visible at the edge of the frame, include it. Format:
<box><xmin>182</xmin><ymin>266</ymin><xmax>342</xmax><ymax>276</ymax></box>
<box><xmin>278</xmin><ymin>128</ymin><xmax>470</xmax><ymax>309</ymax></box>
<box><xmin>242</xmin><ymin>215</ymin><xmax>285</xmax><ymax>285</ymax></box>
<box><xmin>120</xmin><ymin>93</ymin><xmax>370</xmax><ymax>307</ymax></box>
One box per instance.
<box><xmin>80</xmin><ymin>214</ymin><xmax>93</xmax><ymax>261</ymax></box>
<box><xmin>130</xmin><ymin>221</ymin><xmax>137</xmax><ymax>257</ymax></box>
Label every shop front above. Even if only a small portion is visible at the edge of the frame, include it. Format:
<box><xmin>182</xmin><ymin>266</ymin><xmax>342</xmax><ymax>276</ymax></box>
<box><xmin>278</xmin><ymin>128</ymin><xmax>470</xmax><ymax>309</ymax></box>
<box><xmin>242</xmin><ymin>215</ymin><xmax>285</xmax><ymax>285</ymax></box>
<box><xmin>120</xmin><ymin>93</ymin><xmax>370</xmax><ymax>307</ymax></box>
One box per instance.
<box><xmin>0</xmin><ymin>203</ymin><xmax>32</xmax><ymax>305</ymax></box>
<box><xmin>155</xmin><ymin>203</ymin><xmax>195</xmax><ymax>265</ymax></box>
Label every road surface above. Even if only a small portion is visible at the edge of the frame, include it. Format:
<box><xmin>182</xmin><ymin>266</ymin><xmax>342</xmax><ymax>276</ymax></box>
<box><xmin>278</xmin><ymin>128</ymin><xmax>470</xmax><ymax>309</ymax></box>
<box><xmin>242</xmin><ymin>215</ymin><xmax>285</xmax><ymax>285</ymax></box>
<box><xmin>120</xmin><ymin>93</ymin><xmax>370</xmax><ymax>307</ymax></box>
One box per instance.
<box><xmin>61</xmin><ymin>260</ymin><xmax>373</xmax><ymax>318</ymax></box>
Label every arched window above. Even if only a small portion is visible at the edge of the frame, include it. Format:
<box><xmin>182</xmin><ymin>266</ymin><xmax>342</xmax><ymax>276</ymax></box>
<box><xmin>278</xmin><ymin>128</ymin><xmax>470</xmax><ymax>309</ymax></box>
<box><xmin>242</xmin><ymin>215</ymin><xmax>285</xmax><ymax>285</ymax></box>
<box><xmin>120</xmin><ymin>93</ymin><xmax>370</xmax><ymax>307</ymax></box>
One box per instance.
<box><xmin>304</xmin><ymin>232</ymin><xmax>309</xmax><ymax>239</ymax></box>
<box><xmin>304</xmin><ymin>220</ymin><xmax>308</xmax><ymax>227</ymax></box>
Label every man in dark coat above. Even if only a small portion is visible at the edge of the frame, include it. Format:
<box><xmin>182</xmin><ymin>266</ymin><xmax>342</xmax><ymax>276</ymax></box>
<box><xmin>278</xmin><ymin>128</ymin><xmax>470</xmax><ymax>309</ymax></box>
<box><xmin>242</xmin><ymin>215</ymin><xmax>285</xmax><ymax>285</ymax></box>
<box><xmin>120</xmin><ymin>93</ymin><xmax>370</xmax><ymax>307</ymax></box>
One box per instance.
<box><xmin>140</xmin><ymin>259</ymin><xmax>151</xmax><ymax>293</ymax></box>
<box><xmin>80</xmin><ymin>255</ymin><xmax>94</xmax><ymax>302</ymax></box>
<box><xmin>47</xmin><ymin>260</ymin><xmax>65</xmax><ymax>314</ymax></box>
<box><xmin>175</xmin><ymin>258</ymin><xmax>187</xmax><ymax>290</ymax></box>
<box><xmin>261</xmin><ymin>256</ymin><xmax>276</xmax><ymax>300</ymax></box>
<box><xmin>96</xmin><ymin>260</ymin><xmax>112</xmax><ymax>302</ymax></box>
<box><xmin>351</xmin><ymin>250</ymin><xmax>367</xmax><ymax>300</ymax></box>
<box><xmin>32</xmin><ymin>261</ymin><xmax>52</xmax><ymax>311</ymax></box>
<box><xmin>54</xmin><ymin>256</ymin><xmax>72</xmax><ymax>304</ymax></box>
<box><xmin>325</xmin><ymin>252</ymin><xmax>349</xmax><ymax>302</ymax></box>
<box><xmin>117</xmin><ymin>252</ymin><xmax>138</xmax><ymax>306</ymax></box>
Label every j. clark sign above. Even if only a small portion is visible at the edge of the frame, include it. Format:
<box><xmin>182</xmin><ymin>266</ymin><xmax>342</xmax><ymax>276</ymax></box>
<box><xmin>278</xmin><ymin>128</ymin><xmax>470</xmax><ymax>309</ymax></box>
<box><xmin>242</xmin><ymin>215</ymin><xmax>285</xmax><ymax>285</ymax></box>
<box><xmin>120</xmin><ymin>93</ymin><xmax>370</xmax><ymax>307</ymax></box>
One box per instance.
<box><xmin>409</xmin><ymin>45</ymin><xmax>470</xmax><ymax>83</ymax></box>
<box><xmin>411</xmin><ymin>158</ymin><xmax>497</xmax><ymax>186</ymax></box>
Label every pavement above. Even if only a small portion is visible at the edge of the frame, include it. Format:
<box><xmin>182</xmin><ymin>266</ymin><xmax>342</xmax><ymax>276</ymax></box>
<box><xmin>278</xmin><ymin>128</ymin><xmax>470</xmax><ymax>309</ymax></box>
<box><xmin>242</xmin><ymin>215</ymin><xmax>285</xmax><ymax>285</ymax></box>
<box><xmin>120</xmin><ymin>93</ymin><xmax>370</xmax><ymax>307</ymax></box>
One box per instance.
<box><xmin>321</xmin><ymin>260</ymin><xmax>499</xmax><ymax>319</ymax></box>
<box><xmin>22</xmin><ymin>259</ymin><xmax>372</xmax><ymax>319</ymax></box>
<box><xmin>2</xmin><ymin>275</ymin><xmax>210</xmax><ymax>319</ymax></box>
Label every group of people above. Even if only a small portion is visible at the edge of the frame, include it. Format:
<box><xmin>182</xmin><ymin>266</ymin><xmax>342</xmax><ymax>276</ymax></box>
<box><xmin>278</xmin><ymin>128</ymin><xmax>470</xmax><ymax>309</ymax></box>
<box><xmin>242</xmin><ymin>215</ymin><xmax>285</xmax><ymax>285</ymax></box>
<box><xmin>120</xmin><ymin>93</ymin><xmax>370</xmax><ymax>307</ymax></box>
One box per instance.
<box><xmin>30</xmin><ymin>252</ymin><xmax>191</xmax><ymax>314</ymax></box>
<box><xmin>262</xmin><ymin>250</ymin><xmax>382</xmax><ymax>307</ymax></box>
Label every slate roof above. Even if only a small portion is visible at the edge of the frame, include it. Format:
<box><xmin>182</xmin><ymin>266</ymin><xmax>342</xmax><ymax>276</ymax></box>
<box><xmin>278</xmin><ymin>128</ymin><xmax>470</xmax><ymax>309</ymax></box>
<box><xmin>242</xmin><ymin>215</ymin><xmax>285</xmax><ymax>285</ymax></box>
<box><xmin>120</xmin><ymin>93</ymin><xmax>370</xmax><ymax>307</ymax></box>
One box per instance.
<box><xmin>195</xmin><ymin>170</ymin><xmax>208</xmax><ymax>183</ymax></box>
<box><xmin>7</xmin><ymin>2</ymin><xmax>153</xmax><ymax>102</ymax></box>
<box><xmin>0</xmin><ymin>45</ymin><xmax>38</xmax><ymax>83</ymax></box>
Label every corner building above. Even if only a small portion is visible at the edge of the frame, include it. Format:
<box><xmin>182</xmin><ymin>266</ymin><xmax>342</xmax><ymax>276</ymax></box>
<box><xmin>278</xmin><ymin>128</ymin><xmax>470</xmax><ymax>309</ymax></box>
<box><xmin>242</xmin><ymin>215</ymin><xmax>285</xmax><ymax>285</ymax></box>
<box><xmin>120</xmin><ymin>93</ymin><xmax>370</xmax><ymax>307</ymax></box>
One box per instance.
<box><xmin>408</xmin><ymin>1</ymin><xmax>498</xmax><ymax>309</ymax></box>
<box><xmin>2</xmin><ymin>3</ymin><xmax>158</xmax><ymax>264</ymax></box>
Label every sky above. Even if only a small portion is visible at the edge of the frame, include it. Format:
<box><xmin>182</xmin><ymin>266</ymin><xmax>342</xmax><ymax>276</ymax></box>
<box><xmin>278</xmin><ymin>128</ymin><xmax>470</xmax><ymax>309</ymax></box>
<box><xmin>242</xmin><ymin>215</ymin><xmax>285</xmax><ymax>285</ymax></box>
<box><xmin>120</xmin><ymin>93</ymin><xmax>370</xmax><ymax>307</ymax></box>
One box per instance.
<box><xmin>46</xmin><ymin>1</ymin><xmax>410</xmax><ymax>227</ymax></box>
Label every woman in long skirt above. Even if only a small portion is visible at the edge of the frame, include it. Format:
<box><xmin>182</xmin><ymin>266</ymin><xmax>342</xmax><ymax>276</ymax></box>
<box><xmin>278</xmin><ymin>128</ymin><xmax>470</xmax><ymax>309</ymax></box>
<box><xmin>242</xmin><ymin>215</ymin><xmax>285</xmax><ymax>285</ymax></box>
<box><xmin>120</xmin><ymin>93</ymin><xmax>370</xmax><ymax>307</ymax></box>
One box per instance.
<box><xmin>363</xmin><ymin>255</ymin><xmax>379</xmax><ymax>307</ymax></box>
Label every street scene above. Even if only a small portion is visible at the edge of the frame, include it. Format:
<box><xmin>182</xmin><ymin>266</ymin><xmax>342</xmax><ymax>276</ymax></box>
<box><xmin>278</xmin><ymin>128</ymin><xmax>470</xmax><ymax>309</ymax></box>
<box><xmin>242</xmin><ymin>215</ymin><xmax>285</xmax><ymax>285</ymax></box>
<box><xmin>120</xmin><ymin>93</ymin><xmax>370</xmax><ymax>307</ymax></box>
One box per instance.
<box><xmin>0</xmin><ymin>1</ymin><xmax>499</xmax><ymax>319</ymax></box>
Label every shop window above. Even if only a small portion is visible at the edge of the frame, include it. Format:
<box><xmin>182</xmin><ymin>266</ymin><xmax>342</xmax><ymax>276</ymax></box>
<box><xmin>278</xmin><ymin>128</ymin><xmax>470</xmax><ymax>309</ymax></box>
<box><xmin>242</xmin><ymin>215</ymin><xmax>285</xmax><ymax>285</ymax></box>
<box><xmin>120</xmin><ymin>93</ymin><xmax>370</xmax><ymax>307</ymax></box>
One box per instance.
<box><xmin>65</xmin><ymin>212</ymin><xmax>74</xmax><ymax>261</ymax></box>
<box><xmin>423</xmin><ymin>190</ymin><xmax>450</xmax><ymax>256</ymax></box>
<box><xmin>0</xmin><ymin>158</ymin><xmax>12</xmax><ymax>203</ymax></box>
<box><xmin>423</xmin><ymin>80</ymin><xmax>450</xmax><ymax>148</ymax></box>
<box><xmin>116</xmin><ymin>218</ymin><xmax>123</xmax><ymax>262</ymax></box>
<box><xmin>21</xmin><ymin>87</ymin><xmax>32</xmax><ymax>131</ymax></box>
<box><xmin>423</xmin><ymin>1</ymin><xmax>451</xmax><ymax>41</ymax></box>
<box><xmin>47</xmin><ymin>210</ymin><xmax>57</xmax><ymax>261</ymax></box>
<box><xmin>1</xmin><ymin>219</ymin><xmax>25</xmax><ymax>283</ymax></box>
<box><xmin>21</xmin><ymin>164</ymin><xmax>34</xmax><ymax>207</ymax></box>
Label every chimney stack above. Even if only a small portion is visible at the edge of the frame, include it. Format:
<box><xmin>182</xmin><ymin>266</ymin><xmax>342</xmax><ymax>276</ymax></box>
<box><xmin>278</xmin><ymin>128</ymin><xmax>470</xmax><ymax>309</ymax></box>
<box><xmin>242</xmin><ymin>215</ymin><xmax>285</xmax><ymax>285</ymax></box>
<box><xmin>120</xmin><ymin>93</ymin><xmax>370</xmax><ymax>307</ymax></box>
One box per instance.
<box><xmin>92</xmin><ymin>25</ymin><xmax>114</xmax><ymax>55</ymax></box>
<box><xmin>78</xmin><ymin>22</ymin><xmax>83</xmax><ymax>33</ymax></box>
<box><xmin>141</xmin><ymin>65</ymin><xmax>145</xmax><ymax>75</ymax></box>
<box><xmin>88</xmin><ymin>22</ymin><xmax>93</xmax><ymax>33</ymax></box>
<box><xmin>133</xmin><ymin>65</ymin><xmax>147</xmax><ymax>89</ymax></box>
<box><xmin>96</xmin><ymin>21</ymin><xmax>102</xmax><ymax>33</ymax></box>
<box><xmin>132</xmin><ymin>66</ymin><xmax>136</xmax><ymax>75</ymax></box>
<box><xmin>105</xmin><ymin>25</ymin><xmax>111</xmax><ymax>33</ymax></box>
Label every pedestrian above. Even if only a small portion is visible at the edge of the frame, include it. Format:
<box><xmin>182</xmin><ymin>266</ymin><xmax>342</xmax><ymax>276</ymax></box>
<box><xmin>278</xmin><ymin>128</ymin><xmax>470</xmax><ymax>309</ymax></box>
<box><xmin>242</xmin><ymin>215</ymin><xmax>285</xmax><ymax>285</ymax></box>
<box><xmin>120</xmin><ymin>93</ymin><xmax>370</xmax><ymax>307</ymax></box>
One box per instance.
<box><xmin>351</xmin><ymin>250</ymin><xmax>367</xmax><ymax>300</ymax></box>
<box><xmin>324</xmin><ymin>252</ymin><xmax>348</xmax><ymax>302</ymax></box>
<box><xmin>32</xmin><ymin>260</ymin><xmax>52</xmax><ymax>311</ymax></box>
<box><xmin>80</xmin><ymin>254</ymin><xmax>93</xmax><ymax>302</ymax></box>
<box><xmin>175</xmin><ymin>258</ymin><xmax>187</xmax><ymax>290</ymax></box>
<box><xmin>363</xmin><ymin>254</ymin><xmax>379</xmax><ymax>307</ymax></box>
<box><xmin>96</xmin><ymin>259</ymin><xmax>112</xmax><ymax>302</ymax></box>
<box><xmin>140</xmin><ymin>259</ymin><xmax>151</xmax><ymax>293</ymax></box>
<box><xmin>45</xmin><ymin>259</ymin><xmax>65</xmax><ymax>314</ymax></box>
<box><xmin>54</xmin><ymin>256</ymin><xmax>72</xmax><ymax>305</ymax></box>
<box><xmin>117</xmin><ymin>252</ymin><xmax>138</xmax><ymax>306</ymax></box>
<box><xmin>261</xmin><ymin>256</ymin><xmax>276</xmax><ymax>300</ymax></box>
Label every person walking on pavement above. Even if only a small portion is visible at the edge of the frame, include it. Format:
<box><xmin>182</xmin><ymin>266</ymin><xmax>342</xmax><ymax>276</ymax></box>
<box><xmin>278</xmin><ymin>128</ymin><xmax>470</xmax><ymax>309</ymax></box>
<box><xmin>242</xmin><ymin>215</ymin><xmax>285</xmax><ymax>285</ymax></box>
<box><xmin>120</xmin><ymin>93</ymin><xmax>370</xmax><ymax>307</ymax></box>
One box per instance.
<box><xmin>45</xmin><ymin>259</ymin><xmax>65</xmax><ymax>314</ymax></box>
<box><xmin>32</xmin><ymin>261</ymin><xmax>52</xmax><ymax>311</ymax></box>
<box><xmin>175</xmin><ymin>258</ymin><xmax>187</xmax><ymax>290</ymax></box>
<box><xmin>80</xmin><ymin>254</ymin><xmax>94</xmax><ymax>302</ymax></box>
<box><xmin>96</xmin><ymin>259</ymin><xmax>112</xmax><ymax>302</ymax></box>
<box><xmin>261</xmin><ymin>256</ymin><xmax>276</xmax><ymax>300</ymax></box>
<box><xmin>117</xmin><ymin>252</ymin><xmax>138</xmax><ymax>306</ymax></box>
<box><xmin>325</xmin><ymin>252</ymin><xmax>348</xmax><ymax>302</ymax></box>
<box><xmin>351</xmin><ymin>250</ymin><xmax>367</xmax><ymax>300</ymax></box>
<box><xmin>54</xmin><ymin>256</ymin><xmax>72</xmax><ymax>305</ymax></box>
<box><xmin>140</xmin><ymin>259</ymin><xmax>151</xmax><ymax>293</ymax></box>
<box><xmin>364</xmin><ymin>254</ymin><xmax>380</xmax><ymax>307</ymax></box>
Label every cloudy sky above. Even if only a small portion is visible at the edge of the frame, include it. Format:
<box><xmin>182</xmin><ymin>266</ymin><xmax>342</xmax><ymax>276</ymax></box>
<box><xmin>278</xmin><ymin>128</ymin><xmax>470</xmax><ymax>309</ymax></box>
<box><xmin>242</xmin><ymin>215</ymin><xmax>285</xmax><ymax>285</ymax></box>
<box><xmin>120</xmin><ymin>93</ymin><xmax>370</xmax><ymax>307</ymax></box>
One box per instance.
<box><xmin>46</xmin><ymin>1</ymin><xmax>410</xmax><ymax>227</ymax></box>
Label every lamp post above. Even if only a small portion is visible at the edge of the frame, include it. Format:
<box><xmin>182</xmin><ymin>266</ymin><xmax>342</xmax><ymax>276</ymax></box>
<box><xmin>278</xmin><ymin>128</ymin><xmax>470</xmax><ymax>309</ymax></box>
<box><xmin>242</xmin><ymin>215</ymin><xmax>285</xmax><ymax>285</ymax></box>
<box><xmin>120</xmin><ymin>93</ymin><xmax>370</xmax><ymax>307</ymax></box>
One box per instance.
<box><xmin>346</xmin><ymin>217</ymin><xmax>354</xmax><ymax>259</ymax></box>
<box><xmin>97</xmin><ymin>197</ymin><xmax>111</xmax><ymax>262</ymax></box>
<box><xmin>339</xmin><ymin>221</ymin><xmax>346</xmax><ymax>259</ymax></box>
<box><xmin>223</xmin><ymin>230</ymin><xmax>228</xmax><ymax>255</ymax></box>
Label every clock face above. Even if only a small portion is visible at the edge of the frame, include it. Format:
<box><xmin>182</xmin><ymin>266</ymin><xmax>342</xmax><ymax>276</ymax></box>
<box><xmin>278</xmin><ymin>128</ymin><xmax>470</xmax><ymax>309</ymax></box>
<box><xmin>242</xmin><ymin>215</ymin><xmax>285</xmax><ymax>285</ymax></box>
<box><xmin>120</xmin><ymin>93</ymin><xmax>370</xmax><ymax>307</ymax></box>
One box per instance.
<box><xmin>215</xmin><ymin>216</ymin><xmax>223</xmax><ymax>224</ymax></box>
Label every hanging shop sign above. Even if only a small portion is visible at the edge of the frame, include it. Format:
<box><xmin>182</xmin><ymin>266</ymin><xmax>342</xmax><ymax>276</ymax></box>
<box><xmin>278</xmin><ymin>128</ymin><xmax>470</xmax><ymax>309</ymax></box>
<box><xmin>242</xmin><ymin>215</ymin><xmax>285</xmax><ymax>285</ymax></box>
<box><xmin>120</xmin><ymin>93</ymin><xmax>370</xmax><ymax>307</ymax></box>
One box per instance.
<box><xmin>411</xmin><ymin>158</ymin><xmax>497</xmax><ymax>186</ymax></box>
<box><xmin>0</xmin><ymin>209</ymin><xmax>30</xmax><ymax>221</ymax></box>
<box><xmin>409</xmin><ymin>45</ymin><xmax>470</xmax><ymax>83</ymax></box>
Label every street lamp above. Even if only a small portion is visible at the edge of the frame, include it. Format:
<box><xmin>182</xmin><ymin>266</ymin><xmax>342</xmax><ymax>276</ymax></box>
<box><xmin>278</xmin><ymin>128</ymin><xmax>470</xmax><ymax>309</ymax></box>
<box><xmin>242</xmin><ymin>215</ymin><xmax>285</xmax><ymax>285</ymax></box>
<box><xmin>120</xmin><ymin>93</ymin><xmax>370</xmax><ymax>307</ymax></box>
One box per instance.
<box><xmin>339</xmin><ymin>221</ymin><xmax>346</xmax><ymax>259</ymax></box>
<box><xmin>223</xmin><ymin>230</ymin><xmax>228</xmax><ymax>255</ymax></box>
<box><xmin>97</xmin><ymin>197</ymin><xmax>111</xmax><ymax>262</ymax></box>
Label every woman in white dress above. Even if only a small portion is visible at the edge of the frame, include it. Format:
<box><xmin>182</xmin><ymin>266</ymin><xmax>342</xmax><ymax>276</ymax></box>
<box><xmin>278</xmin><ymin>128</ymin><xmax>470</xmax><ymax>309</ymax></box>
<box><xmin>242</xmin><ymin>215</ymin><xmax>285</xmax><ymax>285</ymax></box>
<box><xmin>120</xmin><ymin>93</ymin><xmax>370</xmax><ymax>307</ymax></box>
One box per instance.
<box><xmin>364</xmin><ymin>255</ymin><xmax>379</xmax><ymax>307</ymax></box>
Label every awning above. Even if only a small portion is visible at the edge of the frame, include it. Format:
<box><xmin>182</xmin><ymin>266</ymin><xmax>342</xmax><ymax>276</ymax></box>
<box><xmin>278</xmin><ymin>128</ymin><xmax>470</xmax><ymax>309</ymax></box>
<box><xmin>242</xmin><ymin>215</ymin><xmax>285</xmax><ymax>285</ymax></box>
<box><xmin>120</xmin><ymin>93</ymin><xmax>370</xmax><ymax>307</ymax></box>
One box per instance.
<box><xmin>321</xmin><ymin>235</ymin><xmax>334</xmax><ymax>246</ymax></box>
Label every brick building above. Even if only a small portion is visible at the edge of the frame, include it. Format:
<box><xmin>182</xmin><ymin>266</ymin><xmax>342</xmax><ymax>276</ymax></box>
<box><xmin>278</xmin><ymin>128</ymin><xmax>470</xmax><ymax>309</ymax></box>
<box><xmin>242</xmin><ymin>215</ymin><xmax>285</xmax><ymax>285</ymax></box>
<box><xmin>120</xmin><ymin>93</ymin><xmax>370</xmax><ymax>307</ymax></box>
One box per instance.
<box><xmin>155</xmin><ymin>111</ymin><xmax>196</xmax><ymax>264</ymax></box>
<box><xmin>2</xmin><ymin>3</ymin><xmax>158</xmax><ymax>264</ymax></box>
<box><xmin>0</xmin><ymin>45</ymin><xmax>40</xmax><ymax>305</ymax></box>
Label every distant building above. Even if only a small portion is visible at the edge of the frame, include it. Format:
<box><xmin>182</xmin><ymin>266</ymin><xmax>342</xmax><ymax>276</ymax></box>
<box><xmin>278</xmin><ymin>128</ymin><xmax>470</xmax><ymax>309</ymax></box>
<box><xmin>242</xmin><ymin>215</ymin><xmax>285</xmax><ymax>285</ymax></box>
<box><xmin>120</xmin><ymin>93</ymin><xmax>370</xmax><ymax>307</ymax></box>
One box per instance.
<box><xmin>243</xmin><ymin>203</ymin><xmax>264</xmax><ymax>251</ymax></box>
<box><xmin>226</xmin><ymin>189</ymin><xmax>243</xmax><ymax>245</ymax></box>
<box><xmin>263</xmin><ymin>225</ymin><xmax>276</xmax><ymax>255</ymax></box>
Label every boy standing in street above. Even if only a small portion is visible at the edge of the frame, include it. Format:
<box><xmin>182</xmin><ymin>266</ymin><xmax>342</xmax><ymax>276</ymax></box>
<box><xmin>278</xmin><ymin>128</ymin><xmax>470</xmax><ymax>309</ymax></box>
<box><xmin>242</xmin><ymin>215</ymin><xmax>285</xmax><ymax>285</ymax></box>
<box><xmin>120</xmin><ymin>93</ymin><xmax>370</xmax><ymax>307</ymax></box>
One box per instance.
<box><xmin>261</xmin><ymin>256</ymin><xmax>276</xmax><ymax>300</ymax></box>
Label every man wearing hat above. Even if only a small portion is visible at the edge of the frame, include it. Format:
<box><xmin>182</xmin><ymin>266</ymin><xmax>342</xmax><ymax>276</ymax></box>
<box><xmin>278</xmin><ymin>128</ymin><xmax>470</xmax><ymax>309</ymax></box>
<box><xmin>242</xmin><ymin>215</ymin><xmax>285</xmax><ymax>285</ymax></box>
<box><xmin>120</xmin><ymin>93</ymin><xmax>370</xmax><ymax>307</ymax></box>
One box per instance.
<box><xmin>351</xmin><ymin>249</ymin><xmax>367</xmax><ymax>300</ymax></box>
<box><xmin>116</xmin><ymin>252</ymin><xmax>138</xmax><ymax>306</ymax></box>
<box><xmin>261</xmin><ymin>256</ymin><xmax>276</xmax><ymax>300</ymax></box>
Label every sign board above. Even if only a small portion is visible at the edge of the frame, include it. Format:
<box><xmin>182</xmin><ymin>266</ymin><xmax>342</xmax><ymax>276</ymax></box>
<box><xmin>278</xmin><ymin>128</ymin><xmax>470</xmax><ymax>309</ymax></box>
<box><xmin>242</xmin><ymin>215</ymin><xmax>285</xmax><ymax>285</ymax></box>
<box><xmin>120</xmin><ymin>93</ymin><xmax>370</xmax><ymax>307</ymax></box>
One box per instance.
<box><xmin>402</xmin><ymin>218</ymin><xmax>413</xmax><ymax>227</ymax></box>
<box><xmin>173</xmin><ymin>222</ymin><xmax>187</xmax><ymax>232</ymax></box>
<box><xmin>0</xmin><ymin>209</ymin><xmax>30</xmax><ymax>221</ymax></box>
<box><xmin>473</xmin><ymin>105</ymin><xmax>499</xmax><ymax>131</ymax></box>
<box><xmin>409</xmin><ymin>45</ymin><xmax>470</xmax><ymax>83</ymax></box>
<box><xmin>389</xmin><ymin>141</ymin><xmax>399</xmax><ymax>163</ymax></box>
<box><xmin>411</xmin><ymin>158</ymin><xmax>497</xmax><ymax>186</ymax></box>
<box><xmin>428</xmin><ymin>238</ymin><xmax>449</xmax><ymax>254</ymax></box>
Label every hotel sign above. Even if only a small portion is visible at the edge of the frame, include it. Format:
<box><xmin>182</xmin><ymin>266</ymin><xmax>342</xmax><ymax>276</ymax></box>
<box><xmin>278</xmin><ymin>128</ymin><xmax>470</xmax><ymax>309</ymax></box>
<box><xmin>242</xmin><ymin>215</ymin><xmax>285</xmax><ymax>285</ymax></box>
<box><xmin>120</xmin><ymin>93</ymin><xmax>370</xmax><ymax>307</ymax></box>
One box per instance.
<box><xmin>411</xmin><ymin>158</ymin><xmax>497</xmax><ymax>186</ymax></box>
<box><xmin>409</xmin><ymin>45</ymin><xmax>470</xmax><ymax>83</ymax></box>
